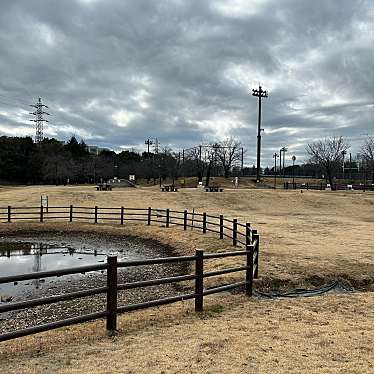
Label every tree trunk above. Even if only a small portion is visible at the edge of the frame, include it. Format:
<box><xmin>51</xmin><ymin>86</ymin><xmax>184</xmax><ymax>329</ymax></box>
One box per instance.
<box><xmin>327</xmin><ymin>169</ymin><xmax>335</xmax><ymax>191</ymax></box>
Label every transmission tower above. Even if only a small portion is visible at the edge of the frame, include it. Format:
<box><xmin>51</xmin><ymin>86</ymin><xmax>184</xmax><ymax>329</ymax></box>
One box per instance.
<box><xmin>30</xmin><ymin>97</ymin><xmax>49</xmax><ymax>144</ymax></box>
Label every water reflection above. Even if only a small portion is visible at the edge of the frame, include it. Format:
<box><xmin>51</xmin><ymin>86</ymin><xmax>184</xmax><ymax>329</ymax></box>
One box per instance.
<box><xmin>0</xmin><ymin>242</ymin><xmax>107</xmax><ymax>299</ymax></box>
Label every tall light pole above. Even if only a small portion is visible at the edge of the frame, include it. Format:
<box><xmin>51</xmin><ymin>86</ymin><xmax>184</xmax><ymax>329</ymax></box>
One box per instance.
<box><xmin>252</xmin><ymin>85</ymin><xmax>268</xmax><ymax>182</ymax></box>
<box><xmin>280</xmin><ymin>146</ymin><xmax>287</xmax><ymax>176</ymax></box>
<box><xmin>342</xmin><ymin>150</ymin><xmax>347</xmax><ymax>180</ymax></box>
<box><xmin>282</xmin><ymin>147</ymin><xmax>288</xmax><ymax>175</ymax></box>
<box><xmin>273</xmin><ymin>152</ymin><xmax>278</xmax><ymax>188</ymax></box>
<box><xmin>145</xmin><ymin>139</ymin><xmax>153</xmax><ymax>156</ymax></box>
<box><xmin>292</xmin><ymin>155</ymin><xmax>296</xmax><ymax>188</ymax></box>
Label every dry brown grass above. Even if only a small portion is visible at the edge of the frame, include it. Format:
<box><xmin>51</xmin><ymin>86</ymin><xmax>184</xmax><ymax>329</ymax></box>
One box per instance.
<box><xmin>0</xmin><ymin>185</ymin><xmax>373</xmax><ymax>373</ymax></box>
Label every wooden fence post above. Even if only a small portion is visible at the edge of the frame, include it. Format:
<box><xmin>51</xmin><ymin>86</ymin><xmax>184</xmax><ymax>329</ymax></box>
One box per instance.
<box><xmin>147</xmin><ymin>207</ymin><xmax>151</xmax><ymax>225</ymax></box>
<box><xmin>40</xmin><ymin>205</ymin><xmax>43</xmax><ymax>223</ymax></box>
<box><xmin>94</xmin><ymin>206</ymin><xmax>98</xmax><ymax>224</ymax></box>
<box><xmin>219</xmin><ymin>215</ymin><xmax>224</xmax><ymax>239</ymax></box>
<box><xmin>195</xmin><ymin>249</ymin><xmax>204</xmax><ymax>312</ymax></box>
<box><xmin>69</xmin><ymin>205</ymin><xmax>73</xmax><ymax>222</ymax></box>
<box><xmin>120</xmin><ymin>206</ymin><xmax>124</xmax><ymax>225</ymax></box>
<box><xmin>166</xmin><ymin>209</ymin><xmax>170</xmax><ymax>227</ymax></box>
<box><xmin>246</xmin><ymin>222</ymin><xmax>251</xmax><ymax>243</ymax></box>
<box><xmin>7</xmin><ymin>206</ymin><xmax>11</xmax><ymax>223</ymax></box>
<box><xmin>202</xmin><ymin>212</ymin><xmax>207</xmax><ymax>233</ymax></box>
<box><xmin>245</xmin><ymin>224</ymin><xmax>253</xmax><ymax>296</ymax></box>
<box><xmin>252</xmin><ymin>229</ymin><xmax>259</xmax><ymax>279</ymax></box>
<box><xmin>183</xmin><ymin>210</ymin><xmax>187</xmax><ymax>230</ymax></box>
<box><xmin>233</xmin><ymin>219</ymin><xmax>237</xmax><ymax>246</ymax></box>
<box><xmin>106</xmin><ymin>255</ymin><xmax>118</xmax><ymax>332</ymax></box>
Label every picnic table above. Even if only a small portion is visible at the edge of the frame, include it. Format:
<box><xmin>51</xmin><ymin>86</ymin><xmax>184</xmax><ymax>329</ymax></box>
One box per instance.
<box><xmin>161</xmin><ymin>185</ymin><xmax>178</xmax><ymax>192</ymax></box>
<box><xmin>96</xmin><ymin>183</ymin><xmax>112</xmax><ymax>191</ymax></box>
<box><xmin>205</xmin><ymin>185</ymin><xmax>224</xmax><ymax>192</ymax></box>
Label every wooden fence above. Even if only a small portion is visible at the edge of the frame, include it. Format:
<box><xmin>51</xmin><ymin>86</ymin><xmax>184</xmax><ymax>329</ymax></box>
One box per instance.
<box><xmin>0</xmin><ymin>205</ymin><xmax>259</xmax><ymax>342</ymax></box>
<box><xmin>0</xmin><ymin>205</ymin><xmax>254</xmax><ymax>246</ymax></box>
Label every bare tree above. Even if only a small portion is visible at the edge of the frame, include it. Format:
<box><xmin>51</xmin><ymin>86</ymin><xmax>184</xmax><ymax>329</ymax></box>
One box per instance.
<box><xmin>306</xmin><ymin>136</ymin><xmax>350</xmax><ymax>189</ymax></box>
<box><xmin>214</xmin><ymin>137</ymin><xmax>243</xmax><ymax>178</ymax></box>
<box><xmin>359</xmin><ymin>135</ymin><xmax>374</xmax><ymax>183</ymax></box>
<box><xmin>185</xmin><ymin>147</ymin><xmax>206</xmax><ymax>182</ymax></box>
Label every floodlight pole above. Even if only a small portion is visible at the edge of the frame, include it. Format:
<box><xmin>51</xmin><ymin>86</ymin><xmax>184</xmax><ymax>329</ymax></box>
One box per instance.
<box><xmin>292</xmin><ymin>155</ymin><xmax>296</xmax><ymax>188</ymax></box>
<box><xmin>252</xmin><ymin>85</ymin><xmax>268</xmax><ymax>182</ymax></box>
<box><xmin>280</xmin><ymin>146</ymin><xmax>288</xmax><ymax>177</ymax></box>
<box><xmin>341</xmin><ymin>150</ymin><xmax>346</xmax><ymax>180</ymax></box>
<box><xmin>273</xmin><ymin>152</ymin><xmax>278</xmax><ymax>188</ymax></box>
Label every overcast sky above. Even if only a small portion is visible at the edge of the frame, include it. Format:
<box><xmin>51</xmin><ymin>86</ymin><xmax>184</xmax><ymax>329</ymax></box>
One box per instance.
<box><xmin>0</xmin><ymin>0</ymin><xmax>374</xmax><ymax>167</ymax></box>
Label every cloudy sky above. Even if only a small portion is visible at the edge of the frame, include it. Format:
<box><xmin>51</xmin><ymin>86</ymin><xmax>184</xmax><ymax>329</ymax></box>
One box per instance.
<box><xmin>0</xmin><ymin>0</ymin><xmax>374</xmax><ymax>167</ymax></box>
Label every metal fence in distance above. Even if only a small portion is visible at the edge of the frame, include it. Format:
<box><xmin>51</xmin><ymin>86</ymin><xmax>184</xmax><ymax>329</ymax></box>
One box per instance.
<box><xmin>283</xmin><ymin>182</ymin><xmax>374</xmax><ymax>191</ymax></box>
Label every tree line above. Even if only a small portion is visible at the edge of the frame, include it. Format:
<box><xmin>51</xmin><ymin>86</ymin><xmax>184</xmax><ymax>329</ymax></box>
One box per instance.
<box><xmin>306</xmin><ymin>135</ymin><xmax>374</xmax><ymax>187</ymax></box>
<box><xmin>1</xmin><ymin>134</ymin><xmax>372</xmax><ymax>186</ymax></box>
<box><xmin>0</xmin><ymin>136</ymin><xmax>246</xmax><ymax>184</ymax></box>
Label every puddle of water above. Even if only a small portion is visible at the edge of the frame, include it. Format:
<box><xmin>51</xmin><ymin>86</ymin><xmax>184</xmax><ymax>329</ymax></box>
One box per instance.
<box><xmin>0</xmin><ymin>242</ymin><xmax>107</xmax><ymax>299</ymax></box>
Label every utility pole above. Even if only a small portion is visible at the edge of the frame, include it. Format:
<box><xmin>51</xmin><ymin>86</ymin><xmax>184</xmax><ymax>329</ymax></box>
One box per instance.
<box><xmin>30</xmin><ymin>97</ymin><xmax>49</xmax><ymax>144</ymax></box>
<box><xmin>342</xmin><ymin>150</ymin><xmax>346</xmax><ymax>180</ymax></box>
<box><xmin>279</xmin><ymin>147</ymin><xmax>287</xmax><ymax>177</ymax></box>
<box><xmin>283</xmin><ymin>148</ymin><xmax>287</xmax><ymax>173</ymax></box>
<box><xmin>145</xmin><ymin>139</ymin><xmax>153</xmax><ymax>156</ymax></box>
<box><xmin>273</xmin><ymin>152</ymin><xmax>278</xmax><ymax>188</ymax></box>
<box><xmin>241</xmin><ymin>147</ymin><xmax>244</xmax><ymax>176</ymax></box>
<box><xmin>292</xmin><ymin>155</ymin><xmax>296</xmax><ymax>188</ymax></box>
<box><xmin>252</xmin><ymin>85</ymin><xmax>268</xmax><ymax>182</ymax></box>
<box><xmin>145</xmin><ymin>139</ymin><xmax>154</xmax><ymax>183</ymax></box>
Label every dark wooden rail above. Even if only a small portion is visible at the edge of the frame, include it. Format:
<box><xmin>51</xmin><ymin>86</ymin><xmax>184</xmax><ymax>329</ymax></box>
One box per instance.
<box><xmin>0</xmin><ymin>237</ymin><xmax>259</xmax><ymax>342</ymax></box>
<box><xmin>0</xmin><ymin>205</ymin><xmax>259</xmax><ymax>342</ymax></box>
<box><xmin>0</xmin><ymin>205</ymin><xmax>254</xmax><ymax>247</ymax></box>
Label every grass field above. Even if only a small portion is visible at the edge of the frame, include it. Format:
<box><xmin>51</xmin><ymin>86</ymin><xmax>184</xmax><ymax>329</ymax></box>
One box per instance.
<box><xmin>0</xmin><ymin>184</ymin><xmax>373</xmax><ymax>373</ymax></box>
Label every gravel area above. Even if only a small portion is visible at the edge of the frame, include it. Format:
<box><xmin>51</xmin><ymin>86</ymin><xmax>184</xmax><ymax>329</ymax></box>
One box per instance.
<box><xmin>0</xmin><ymin>231</ymin><xmax>192</xmax><ymax>334</ymax></box>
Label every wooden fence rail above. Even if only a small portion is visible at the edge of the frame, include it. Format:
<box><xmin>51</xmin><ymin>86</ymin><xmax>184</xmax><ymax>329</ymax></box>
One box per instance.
<box><xmin>0</xmin><ymin>206</ymin><xmax>253</xmax><ymax>246</ymax></box>
<box><xmin>0</xmin><ymin>205</ymin><xmax>259</xmax><ymax>342</ymax></box>
<box><xmin>0</xmin><ymin>241</ymin><xmax>259</xmax><ymax>342</ymax></box>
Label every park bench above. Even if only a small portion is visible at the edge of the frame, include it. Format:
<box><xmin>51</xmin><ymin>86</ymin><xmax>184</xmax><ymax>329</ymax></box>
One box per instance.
<box><xmin>205</xmin><ymin>185</ymin><xmax>224</xmax><ymax>192</ymax></box>
<box><xmin>161</xmin><ymin>185</ymin><xmax>178</xmax><ymax>192</ymax></box>
<box><xmin>96</xmin><ymin>184</ymin><xmax>112</xmax><ymax>191</ymax></box>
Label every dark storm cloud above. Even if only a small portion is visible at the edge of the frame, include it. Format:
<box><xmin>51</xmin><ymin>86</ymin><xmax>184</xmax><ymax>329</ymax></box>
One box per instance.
<box><xmin>0</xmin><ymin>0</ymin><xmax>373</xmax><ymax>166</ymax></box>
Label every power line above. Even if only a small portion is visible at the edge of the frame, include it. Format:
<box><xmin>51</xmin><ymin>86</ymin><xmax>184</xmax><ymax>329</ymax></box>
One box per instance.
<box><xmin>0</xmin><ymin>93</ymin><xmax>31</xmax><ymax>107</ymax></box>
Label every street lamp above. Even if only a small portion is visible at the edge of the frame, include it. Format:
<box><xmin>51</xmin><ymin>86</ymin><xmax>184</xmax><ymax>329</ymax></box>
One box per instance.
<box><xmin>292</xmin><ymin>155</ymin><xmax>296</xmax><ymax>188</ymax></box>
<box><xmin>342</xmin><ymin>150</ymin><xmax>347</xmax><ymax>180</ymax></box>
<box><xmin>252</xmin><ymin>85</ymin><xmax>268</xmax><ymax>182</ymax></box>
<box><xmin>273</xmin><ymin>152</ymin><xmax>278</xmax><ymax>189</ymax></box>
<box><xmin>280</xmin><ymin>147</ymin><xmax>288</xmax><ymax>177</ymax></box>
